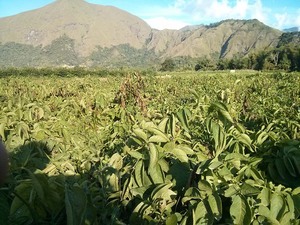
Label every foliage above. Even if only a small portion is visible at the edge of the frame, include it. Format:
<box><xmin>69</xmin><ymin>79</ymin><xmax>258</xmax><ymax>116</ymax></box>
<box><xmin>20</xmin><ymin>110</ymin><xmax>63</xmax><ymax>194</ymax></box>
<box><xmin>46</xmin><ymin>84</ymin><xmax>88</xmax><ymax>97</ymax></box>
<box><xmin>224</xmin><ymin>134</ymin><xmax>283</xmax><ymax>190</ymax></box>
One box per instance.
<box><xmin>193</xmin><ymin>38</ymin><xmax>300</xmax><ymax>72</ymax></box>
<box><xmin>160</xmin><ymin>59</ymin><xmax>176</xmax><ymax>72</ymax></box>
<box><xmin>0</xmin><ymin>70</ymin><xmax>299</xmax><ymax>224</ymax></box>
<box><xmin>89</xmin><ymin>44</ymin><xmax>158</xmax><ymax>68</ymax></box>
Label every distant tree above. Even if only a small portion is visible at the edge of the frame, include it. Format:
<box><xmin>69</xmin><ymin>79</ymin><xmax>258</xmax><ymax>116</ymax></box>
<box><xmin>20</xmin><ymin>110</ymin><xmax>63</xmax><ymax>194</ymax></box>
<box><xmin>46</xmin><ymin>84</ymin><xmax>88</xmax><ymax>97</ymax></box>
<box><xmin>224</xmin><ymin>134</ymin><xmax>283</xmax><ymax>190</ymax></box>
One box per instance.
<box><xmin>254</xmin><ymin>51</ymin><xmax>268</xmax><ymax>70</ymax></box>
<box><xmin>160</xmin><ymin>58</ymin><xmax>176</xmax><ymax>71</ymax></box>
<box><xmin>228</xmin><ymin>55</ymin><xmax>245</xmax><ymax>69</ymax></box>
<box><xmin>269</xmin><ymin>49</ymin><xmax>280</xmax><ymax>67</ymax></box>
<box><xmin>217</xmin><ymin>59</ymin><xmax>229</xmax><ymax>70</ymax></box>
<box><xmin>279</xmin><ymin>53</ymin><xmax>291</xmax><ymax>70</ymax></box>
<box><xmin>195</xmin><ymin>57</ymin><xmax>216</xmax><ymax>71</ymax></box>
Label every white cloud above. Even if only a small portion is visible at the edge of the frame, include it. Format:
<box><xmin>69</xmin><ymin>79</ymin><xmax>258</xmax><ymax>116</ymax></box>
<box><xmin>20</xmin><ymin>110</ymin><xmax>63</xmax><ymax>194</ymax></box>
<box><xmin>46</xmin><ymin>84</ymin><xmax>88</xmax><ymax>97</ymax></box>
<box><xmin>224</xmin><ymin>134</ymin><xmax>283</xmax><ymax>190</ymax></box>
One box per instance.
<box><xmin>140</xmin><ymin>0</ymin><xmax>299</xmax><ymax>30</ymax></box>
<box><xmin>275</xmin><ymin>13</ymin><xmax>289</xmax><ymax>29</ymax></box>
<box><xmin>248</xmin><ymin>0</ymin><xmax>267</xmax><ymax>23</ymax></box>
<box><xmin>179</xmin><ymin>0</ymin><xmax>267</xmax><ymax>22</ymax></box>
<box><xmin>274</xmin><ymin>8</ymin><xmax>300</xmax><ymax>30</ymax></box>
<box><xmin>142</xmin><ymin>0</ymin><xmax>269</xmax><ymax>29</ymax></box>
<box><xmin>145</xmin><ymin>17</ymin><xmax>189</xmax><ymax>30</ymax></box>
<box><xmin>296</xmin><ymin>9</ymin><xmax>300</xmax><ymax>29</ymax></box>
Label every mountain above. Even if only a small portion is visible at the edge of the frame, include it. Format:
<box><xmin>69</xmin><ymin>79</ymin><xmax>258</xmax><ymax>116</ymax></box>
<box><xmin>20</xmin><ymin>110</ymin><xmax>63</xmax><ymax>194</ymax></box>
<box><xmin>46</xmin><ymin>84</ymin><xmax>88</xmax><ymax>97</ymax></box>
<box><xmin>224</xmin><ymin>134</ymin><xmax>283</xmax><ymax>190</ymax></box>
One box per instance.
<box><xmin>283</xmin><ymin>27</ymin><xmax>299</xmax><ymax>32</ymax></box>
<box><xmin>0</xmin><ymin>0</ymin><xmax>284</xmax><ymax>67</ymax></box>
<box><xmin>0</xmin><ymin>0</ymin><xmax>152</xmax><ymax>56</ymax></box>
<box><xmin>277</xmin><ymin>31</ymin><xmax>300</xmax><ymax>47</ymax></box>
<box><xmin>148</xmin><ymin>19</ymin><xmax>281</xmax><ymax>59</ymax></box>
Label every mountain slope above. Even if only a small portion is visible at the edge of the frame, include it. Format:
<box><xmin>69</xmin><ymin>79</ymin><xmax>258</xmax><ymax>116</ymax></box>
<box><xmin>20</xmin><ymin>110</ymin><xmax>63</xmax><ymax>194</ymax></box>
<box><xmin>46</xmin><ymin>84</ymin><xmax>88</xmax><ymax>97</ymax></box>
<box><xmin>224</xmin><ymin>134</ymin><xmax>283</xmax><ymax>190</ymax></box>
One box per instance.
<box><xmin>0</xmin><ymin>0</ymin><xmax>152</xmax><ymax>56</ymax></box>
<box><xmin>148</xmin><ymin>19</ymin><xmax>281</xmax><ymax>59</ymax></box>
<box><xmin>0</xmin><ymin>0</ymin><xmax>284</xmax><ymax>67</ymax></box>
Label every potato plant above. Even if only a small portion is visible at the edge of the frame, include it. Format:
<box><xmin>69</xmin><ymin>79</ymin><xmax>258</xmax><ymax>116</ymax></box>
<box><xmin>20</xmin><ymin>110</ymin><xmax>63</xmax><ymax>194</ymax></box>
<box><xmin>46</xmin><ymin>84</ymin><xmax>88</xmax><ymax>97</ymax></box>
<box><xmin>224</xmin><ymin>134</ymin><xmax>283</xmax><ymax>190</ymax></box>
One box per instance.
<box><xmin>0</xmin><ymin>69</ymin><xmax>299</xmax><ymax>224</ymax></box>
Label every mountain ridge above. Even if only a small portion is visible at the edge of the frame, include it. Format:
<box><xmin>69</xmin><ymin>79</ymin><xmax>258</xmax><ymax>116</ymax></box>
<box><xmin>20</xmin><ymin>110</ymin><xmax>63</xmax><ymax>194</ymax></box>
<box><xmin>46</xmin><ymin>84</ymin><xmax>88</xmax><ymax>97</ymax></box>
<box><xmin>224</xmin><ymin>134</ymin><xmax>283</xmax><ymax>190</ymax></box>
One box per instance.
<box><xmin>0</xmin><ymin>0</ymin><xmax>287</xmax><ymax>67</ymax></box>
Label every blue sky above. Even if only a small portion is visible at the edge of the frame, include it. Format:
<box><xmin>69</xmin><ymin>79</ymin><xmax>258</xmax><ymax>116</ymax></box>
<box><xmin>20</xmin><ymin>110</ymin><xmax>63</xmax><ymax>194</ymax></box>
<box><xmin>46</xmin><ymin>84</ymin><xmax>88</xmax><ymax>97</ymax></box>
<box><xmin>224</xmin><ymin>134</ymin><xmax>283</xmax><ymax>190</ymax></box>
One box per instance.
<box><xmin>0</xmin><ymin>0</ymin><xmax>299</xmax><ymax>30</ymax></box>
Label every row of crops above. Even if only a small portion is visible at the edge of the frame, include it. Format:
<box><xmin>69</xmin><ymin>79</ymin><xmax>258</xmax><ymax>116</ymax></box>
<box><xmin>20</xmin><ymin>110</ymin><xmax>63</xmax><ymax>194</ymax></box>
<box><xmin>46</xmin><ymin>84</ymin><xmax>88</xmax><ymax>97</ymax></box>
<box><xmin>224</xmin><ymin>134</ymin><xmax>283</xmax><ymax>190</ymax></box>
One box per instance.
<box><xmin>0</xmin><ymin>70</ymin><xmax>300</xmax><ymax>224</ymax></box>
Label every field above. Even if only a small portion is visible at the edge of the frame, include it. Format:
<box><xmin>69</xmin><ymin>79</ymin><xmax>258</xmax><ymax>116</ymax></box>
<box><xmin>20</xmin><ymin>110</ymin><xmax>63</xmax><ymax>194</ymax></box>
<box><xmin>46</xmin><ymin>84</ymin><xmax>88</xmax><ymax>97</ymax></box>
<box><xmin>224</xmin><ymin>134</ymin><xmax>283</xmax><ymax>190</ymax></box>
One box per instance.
<box><xmin>0</xmin><ymin>69</ymin><xmax>300</xmax><ymax>225</ymax></box>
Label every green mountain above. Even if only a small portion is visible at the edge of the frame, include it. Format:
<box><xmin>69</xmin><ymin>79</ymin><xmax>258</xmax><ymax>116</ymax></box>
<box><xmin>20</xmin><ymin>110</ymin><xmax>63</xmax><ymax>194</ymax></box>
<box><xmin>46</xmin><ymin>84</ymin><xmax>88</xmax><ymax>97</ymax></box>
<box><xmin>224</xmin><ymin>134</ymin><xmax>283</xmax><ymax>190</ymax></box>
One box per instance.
<box><xmin>0</xmin><ymin>0</ymin><xmax>285</xmax><ymax>67</ymax></box>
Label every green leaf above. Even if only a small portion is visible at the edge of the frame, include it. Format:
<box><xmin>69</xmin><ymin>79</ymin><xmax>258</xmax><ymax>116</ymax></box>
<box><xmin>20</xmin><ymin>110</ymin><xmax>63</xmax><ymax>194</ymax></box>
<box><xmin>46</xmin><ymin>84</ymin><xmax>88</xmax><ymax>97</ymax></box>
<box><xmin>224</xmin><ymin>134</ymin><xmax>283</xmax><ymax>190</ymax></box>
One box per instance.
<box><xmin>240</xmin><ymin>183</ymin><xmax>260</xmax><ymax>196</ymax></box>
<box><xmin>279</xmin><ymin>211</ymin><xmax>294</xmax><ymax>225</ymax></box>
<box><xmin>149</xmin><ymin>135</ymin><xmax>169</xmax><ymax>143</ymax></box>
<box><xmin>147</xmin><ymin>127</ymin><xmax>170</xmax><ymax>142</ymax></box>
<box><xmin>133</xmin><ymin>128</ymin><xmax>148</xmax><ymax>142</ymax></box>
<box><xmin>65</xmin><ymin>185</ymin><xmax>87</xmax><ymax>225</ymax></box>
<box><xmin>270</xmin><ymin>193</ymin><xmax>284</xmax><ymax>220</ymax></box>
<box><xmin>130</xmin><ymin>202</ymin><xmax>152</xmax><ymax>223</ymax></box>
<box><xmin>283</xmin><ymin>156</ymin><xmax>297</xmax><ymax>177</ymax></box>
<box><xmin>166</xmin><ymin>214</ymin><xmax>178</xmax><ymax>225</ymax></box>
<box><xmin>182</xmin><ymin>187</ymin><xmax>201</xmax><ymax>203</ymax></box>
<box><xmin>158</xmin><ymin>117</ymin><xmax>169</xmax><ymax>132</ymax></box>
<box><xmin>177</xmin><ymin>145</ymin><xmax>194</xmax><ymax>155</ymax></box>
<box><xmin>169</xmin><ymin>161</ymin><xmax>190</xmax><ymax>192</ymax></box>
<box><xmin>150</xmin><ymin>183</ymin><xmax>175</xmax><ymax>200</ymax></box>
<box><xmin>170</xmin><ymin>114</ymin><xmax>176</xmax><ymax>137</ymax></box>
<box><xmin>211</xmin><ymin>102</ymin><xmax>234</xmax><ymax>123</ymax></box>
<box><xmin>260</xmin><ymin>188</ymin><xmax>270</xmax><ymax>207</ymax></box>
<box><xmin>176</xmin><ymin>108</ymin><xmax>190</xmax><ymax>132</ymax></box>
<box><xmin>128</xmin><ymin>150</ymin><xmax>145</xmax><ymax>160</ymax></box>
<box><xmin>130</xmin><ymin>186</ymin><xmax>149</xmax><ymax>198</ymax></box>
<box><xmin>208</xmin><ymin>161</ymin><xmax>223</xmax><ymax>170</ymax></box>
<box><xmin>268</xmin><ymin>163</ymin><xmax>281</xmax><ymax>183</ymax></box>
<box><xmin>258</xmin><ymin>205</ymin><xmax>280</xmax><ymax>225</ymax></box>
<box><xmin>10</xmin><ymin>182</ymin><xmax>32</xmax><ymax>221</ymax></box>
<box><xmin>198</xmin><ymin>180</ymin><xmax>213</xmax><ymax>196</ymax></box>
<box><xmin>292</xmin><ymin>193</ymin><xmax>300</xmax><ymax>218</ymax></box>
<box><xmin>165</xmin><ymin>144</ymin><xmax>188</xmax><ymax>162</ymax></box>
<box><xmin>208</xmin><ymin>192</ymin><xmax>222</xmax><ymax>220</ymax></box>
<box><xmin>148</xmin><ymin>143</ymin><xmax>158</xmax><ymax>174</ymax></box>
<box><xmin>238</xmin><ymin>134</ymin><xmax>252</xmax><ymax>148</ymax></box>
<box><xmin>26</xmin><ymin>169</ymin><xmax>47</xmax><ymax>202</ymax></box>
<box><xmin>109</xmin><ymin>153</ymin><xmax>123</xmax><ymax>170</ymax></box>
<box><xmin>194</xmin><ymin>201</ymin><xmax>213</xmax><ymax>225</ymax></box>
<box><xmin>134</xmin><ymin>160</ymin><xmax>144</xmax><ymax>187</ymax></box>
<box><xmin>256</xmin><ymin>131</ymin><xmax>269</xmax><ymax>145</ymax></box>
<box><xmin>230</xmin><ymin>195</ymin><xmax>251</xmax><ymax>225</ymax></box>
<box><xmin>148</xmin><ymin>164</ymin><xmax>164</xmax><ymax>184</ymax></box>
<box><xmin>275</xmin><ymin>158</ymin><xmax>291</xmax><ymax>181</ymax></box>
<box><xmin>0</xmin><ymin>123</ymin><xmax>5</xmax><ymax>140</ymax></box>
<box><xmin>225</xmin><ymin>153</ymin><xmax>248</xmax><ymax>162</ymax></box>
<box><xmin>225</xmin><ymin>185</ymin><xmax>239</xmax><ymax>197</ymax></box>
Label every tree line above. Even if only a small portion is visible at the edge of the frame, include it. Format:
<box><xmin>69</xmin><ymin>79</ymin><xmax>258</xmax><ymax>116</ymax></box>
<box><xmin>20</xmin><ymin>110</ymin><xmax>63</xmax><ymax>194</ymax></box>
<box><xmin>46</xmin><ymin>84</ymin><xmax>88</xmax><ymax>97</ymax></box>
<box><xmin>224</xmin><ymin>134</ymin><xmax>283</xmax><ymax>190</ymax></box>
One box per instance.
<box><xmin>196</xmin><ymin>43</ymin><xmax>300</xmax><ymax>72</ymax></box>
<box><xmin>160</xmin><ymin>42</ymin><xmax>300</xmax><ymax>72</ymax></box>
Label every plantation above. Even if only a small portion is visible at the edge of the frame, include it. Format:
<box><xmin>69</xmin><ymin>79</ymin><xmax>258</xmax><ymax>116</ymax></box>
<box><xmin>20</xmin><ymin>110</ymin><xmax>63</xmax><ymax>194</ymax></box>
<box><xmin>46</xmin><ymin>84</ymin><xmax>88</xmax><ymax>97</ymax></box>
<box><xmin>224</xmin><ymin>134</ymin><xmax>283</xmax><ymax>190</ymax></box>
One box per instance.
<box><xmin>0</xmin><ymin>69</ymin><xmax>300</xmax><ymax>225</ymax></box>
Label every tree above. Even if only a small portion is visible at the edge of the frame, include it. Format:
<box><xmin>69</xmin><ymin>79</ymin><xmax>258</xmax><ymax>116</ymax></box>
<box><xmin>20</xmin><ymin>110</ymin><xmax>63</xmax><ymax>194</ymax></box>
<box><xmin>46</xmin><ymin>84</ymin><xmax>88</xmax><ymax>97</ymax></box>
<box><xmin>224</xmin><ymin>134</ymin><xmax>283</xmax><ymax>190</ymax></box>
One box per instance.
<box><xmin>228</xmin><ymin>55</ymin><xmax>245</xmax><ymax>69</ymax></box>
<box><xmin>160</xmin><ymin>58</ymin><xmax>175</xmax><ymax>71</ymax></box>
<box><xmin>195</xmin><ymin>57</ymin><xmax>216</xmax><ymax>71</ymax></box>
<box><xmin>269</xmin><ymin>49</ymin><xmax>280</xmax><ymax>67</ymax></box>
<box><xmin>279</xmin><ymin>53</ymin><xmax>291</xmax><ymax>70</ymax></box>
<box><xmin>254</xmin><ymin>51</ymin><xmax>268</xmax><ymax>70</ymax></box>
<box><xmin>217</xmin><ymin>59</ymin><xmax>230</xmax><ymax>70</ymax></box>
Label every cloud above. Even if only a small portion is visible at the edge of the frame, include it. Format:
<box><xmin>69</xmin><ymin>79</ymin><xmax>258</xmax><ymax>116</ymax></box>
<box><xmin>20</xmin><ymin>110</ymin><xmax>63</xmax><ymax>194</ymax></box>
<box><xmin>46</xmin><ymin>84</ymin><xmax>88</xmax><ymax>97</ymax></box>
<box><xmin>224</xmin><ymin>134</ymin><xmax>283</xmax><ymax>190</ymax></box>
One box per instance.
<box><xmin>145</xmin><ymin>17</ymin><xmax>189</xmax><ymax>30</ymax></box>
<box><xmin>296</xmin><ymin>9</ymin><xmax>300</xmax><ymax>29</ymax></box>
<box><xmin>274</xmin><ymin>8</ymin><xmax>300</xmax><ymax>30</ymax></box>
<box><xmin>179</xmin><ymin>0</ymin><xmax>267</xmax><ymax>23</ymax></box>
<box><xmin>140</xmin><ymin>0</ymin><xmax>299</xmax><ymax>30</ymax></box>
<box><xmin>142</xmin><ymin>0</ymin><xmax>269</xmax><ymax>29</ymax></box>
<box><xmin>275</xmin><ymin>13</ymin><xmax>289</xmax><ymax>29</ymax></box>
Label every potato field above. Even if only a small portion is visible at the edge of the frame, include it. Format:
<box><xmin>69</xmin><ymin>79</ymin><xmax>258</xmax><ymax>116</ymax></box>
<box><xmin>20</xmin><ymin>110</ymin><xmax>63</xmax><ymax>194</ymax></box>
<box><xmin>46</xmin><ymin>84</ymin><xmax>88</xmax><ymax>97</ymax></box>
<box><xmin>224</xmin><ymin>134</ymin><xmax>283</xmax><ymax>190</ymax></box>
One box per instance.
<box><xmin>0</xmin><ymin>69</ymin><xmax>300</xmax><ymax>225</ymax></box>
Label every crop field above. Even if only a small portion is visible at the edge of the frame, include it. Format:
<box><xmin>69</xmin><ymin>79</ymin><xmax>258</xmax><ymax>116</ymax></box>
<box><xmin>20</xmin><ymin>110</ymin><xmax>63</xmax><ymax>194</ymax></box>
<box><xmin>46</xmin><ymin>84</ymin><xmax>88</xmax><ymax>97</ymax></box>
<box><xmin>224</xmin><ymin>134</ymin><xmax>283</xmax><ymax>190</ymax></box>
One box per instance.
<box><xmin>0</xmin><ymin>69</ymin><xmax>300</xmax><ymax>224</ymax></box>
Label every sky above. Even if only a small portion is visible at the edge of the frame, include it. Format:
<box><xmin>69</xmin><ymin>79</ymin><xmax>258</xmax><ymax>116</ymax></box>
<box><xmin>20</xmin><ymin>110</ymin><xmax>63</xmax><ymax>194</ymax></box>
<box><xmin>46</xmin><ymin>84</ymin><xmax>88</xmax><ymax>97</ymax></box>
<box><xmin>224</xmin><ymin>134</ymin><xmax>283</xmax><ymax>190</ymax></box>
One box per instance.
<box><xmin>0</xmin><ymin>0</ymin><xmax>299</xmax><ymax>30</ymax></box>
